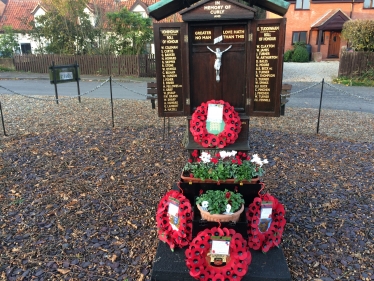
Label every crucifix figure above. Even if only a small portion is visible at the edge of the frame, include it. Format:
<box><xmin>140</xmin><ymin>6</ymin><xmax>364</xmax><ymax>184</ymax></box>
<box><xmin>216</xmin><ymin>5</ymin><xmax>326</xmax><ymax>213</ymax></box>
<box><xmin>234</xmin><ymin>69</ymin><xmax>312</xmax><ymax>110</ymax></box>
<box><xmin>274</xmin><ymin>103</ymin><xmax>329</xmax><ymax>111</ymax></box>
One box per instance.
<box><xmin>207</xmin><ymin>45</ymin><xmax>232</xmax><ymax>82</ymax></box>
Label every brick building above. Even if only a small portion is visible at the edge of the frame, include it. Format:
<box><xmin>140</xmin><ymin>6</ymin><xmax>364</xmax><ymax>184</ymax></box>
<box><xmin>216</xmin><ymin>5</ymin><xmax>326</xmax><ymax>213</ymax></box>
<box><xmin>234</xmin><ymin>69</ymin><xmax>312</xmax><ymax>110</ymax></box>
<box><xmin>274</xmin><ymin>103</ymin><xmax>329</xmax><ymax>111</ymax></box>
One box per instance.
<box><xmin>267</xmin><ymin>0</ymin><xmax>374</xmax><ymax>60</ymax></box>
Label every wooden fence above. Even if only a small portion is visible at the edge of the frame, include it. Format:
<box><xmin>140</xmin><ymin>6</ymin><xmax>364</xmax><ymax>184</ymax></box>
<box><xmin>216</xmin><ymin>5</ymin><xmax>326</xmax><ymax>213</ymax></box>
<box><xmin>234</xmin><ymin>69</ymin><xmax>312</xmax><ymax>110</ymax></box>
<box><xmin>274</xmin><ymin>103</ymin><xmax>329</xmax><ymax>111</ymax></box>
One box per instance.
<box><xmin>13</xmin><ymin>54</ymin><xmax>156</xmax><ymax>77</ymax></box>
<box><xmin>338</xmin><ymin>51</ymin><xmax>374</xmax><ymax>77</ymax></box>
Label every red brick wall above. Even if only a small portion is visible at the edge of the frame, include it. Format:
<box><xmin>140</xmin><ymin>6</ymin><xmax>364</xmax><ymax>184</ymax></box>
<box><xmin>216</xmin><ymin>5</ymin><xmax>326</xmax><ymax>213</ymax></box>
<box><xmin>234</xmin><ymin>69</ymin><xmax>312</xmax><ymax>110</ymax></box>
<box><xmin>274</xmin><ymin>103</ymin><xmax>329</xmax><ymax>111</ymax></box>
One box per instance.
<box><xmin>267</xmin><ymin>3</ymin><xmax>374</xmax><ymax>60</ymax></box>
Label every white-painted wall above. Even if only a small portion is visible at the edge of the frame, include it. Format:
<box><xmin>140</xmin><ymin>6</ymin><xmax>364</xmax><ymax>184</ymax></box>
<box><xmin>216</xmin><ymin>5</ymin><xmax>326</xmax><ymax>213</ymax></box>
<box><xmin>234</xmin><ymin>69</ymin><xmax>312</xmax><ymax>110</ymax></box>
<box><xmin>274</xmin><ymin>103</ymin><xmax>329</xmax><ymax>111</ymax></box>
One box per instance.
<box><xmin>132</xmin><ymin>4</ymin><xmax>147</xmax><ymax>18</ymax></box>
<box><xmin>15</xmin><ymin>6</ymin><xmax>47</xmax><ymax>54</ymax></box>
<box><xmin>14</xmin><ymin>4</ymin><xmax>155</xmax><ymax>54</ymax></box>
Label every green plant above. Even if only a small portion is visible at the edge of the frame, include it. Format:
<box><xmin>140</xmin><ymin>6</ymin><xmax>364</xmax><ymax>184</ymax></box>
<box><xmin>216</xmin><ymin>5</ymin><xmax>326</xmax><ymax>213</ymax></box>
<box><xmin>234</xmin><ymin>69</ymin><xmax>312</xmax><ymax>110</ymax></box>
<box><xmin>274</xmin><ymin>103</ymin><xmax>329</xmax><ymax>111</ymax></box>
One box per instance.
<box><xmin>196</xmin><ymin>189</ymin><xmax>245</xmax><ymax>215</ymax></box>
<box><xmin>183</xmin><ymin>150</ymin><xmax>268</xmax><ymax>182</ymax></box>
<box><xmin>10</xmin><ymin>198</ymin><xmax>24</xmax><ymax>205</ymax></box>
<box><xmin>283</xmin><ymin>49</ymin><xmax>293</xmax><ymax>62</ymax></box>
<box><xmin>333</xmin><ymin>68</ymin><xmax>374</xmax><ymax>87</ymax></box>
<box><xmin>342</xmin><ymin>19</ymin><xmax>374</xmax><ymax>52</ymax></box>
<box><xmin>0</xmin><ymin>66</ymin><xmax>15</xmax><ymax>72</ymax></box>
<box><xmin>0</xmin><ymin>26</ymin><xmax>19</xmax><ymax>58</ymax></box>
<box><xmin>292</xmin><ymin>45</ymin><xmax>309</xmax><ymax>62</ymax></box>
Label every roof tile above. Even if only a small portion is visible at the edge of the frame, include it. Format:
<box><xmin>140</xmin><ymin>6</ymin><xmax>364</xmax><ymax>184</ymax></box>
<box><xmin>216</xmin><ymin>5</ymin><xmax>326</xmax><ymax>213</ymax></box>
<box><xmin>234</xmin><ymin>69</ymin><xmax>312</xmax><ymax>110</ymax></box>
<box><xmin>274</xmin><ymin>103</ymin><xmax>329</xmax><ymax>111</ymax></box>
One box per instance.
<box><xmin>0</xmin><ymin>0</ymin><xmax>181</xmax><ymax>31</ymax></box>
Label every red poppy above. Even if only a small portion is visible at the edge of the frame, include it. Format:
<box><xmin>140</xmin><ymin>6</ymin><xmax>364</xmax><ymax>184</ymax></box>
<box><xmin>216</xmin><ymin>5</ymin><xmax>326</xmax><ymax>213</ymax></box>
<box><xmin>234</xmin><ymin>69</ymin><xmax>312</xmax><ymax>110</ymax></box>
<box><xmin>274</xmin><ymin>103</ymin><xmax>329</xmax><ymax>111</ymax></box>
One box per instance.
<box><xmin>192</xmin><ymin>150</ymin><xmax>199</xmax><ymax>158</ymax></box>
<box><xmin>156</xmin><ymin>190</ymin><xmax>193</xmax><ymax>251</ymax></box>
<box><xmin>186</xmin><ymin>227</ymin><xmax>251</xmax><ymax>281</ymax></box>
<box><xmin>217</xmin><ymin>139</ymin><xmax>226</xmax><ymax>149</ymax></box>
<box><xmin>190</xmin><ymin>100</ymin><xmax>241</xmax><ymax>149</ymax></box>
<box><xmin>211</xmin><ymin>158</ymin><xmax>218</xmax><ymax>164</ymax></box>
<box><xmin>194</xmin><ymin>135</ymin><xmax>202</xmax><ymax>144</ymax></box>
<box><xmin>201</xmin><ymin>136</ymin><xmax>211</xmax><ymax>147</ymax></box>
<box><xmin>205</xmin><ymin>134</ymin><xmax>215</xmax><ymax>144</ymax></box>
<box><xmin>246</xmin><ymin>194</ymin><xmax>286</xmax><ymax>253</ymax></box>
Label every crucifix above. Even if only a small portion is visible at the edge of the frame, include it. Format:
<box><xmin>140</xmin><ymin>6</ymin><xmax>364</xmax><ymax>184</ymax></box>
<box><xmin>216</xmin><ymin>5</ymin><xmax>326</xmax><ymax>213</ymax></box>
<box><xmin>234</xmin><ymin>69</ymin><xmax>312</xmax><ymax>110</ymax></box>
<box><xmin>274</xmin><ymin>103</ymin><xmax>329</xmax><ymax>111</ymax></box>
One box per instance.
<box><xmin>207</xmin><ymin>45</ymin><xmax>232</xmax><ymax>82</ymax></box>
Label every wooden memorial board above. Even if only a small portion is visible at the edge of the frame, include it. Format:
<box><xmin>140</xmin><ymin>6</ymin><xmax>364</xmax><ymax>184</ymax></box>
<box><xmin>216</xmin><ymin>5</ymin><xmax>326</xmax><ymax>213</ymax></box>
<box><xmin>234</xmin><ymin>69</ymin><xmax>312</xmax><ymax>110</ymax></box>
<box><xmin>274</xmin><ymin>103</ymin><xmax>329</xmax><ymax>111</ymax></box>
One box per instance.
<box><xmin>153</xmin><ymin>1</ymin><xmax>286</xmax><ymax>118</ymax></box>
<box><xmin>249</xmin><ymin>18</ymin><xmax>286</xmax><ymax>117</ymax></box>
<box><xmin>148</xmin><ymin>0</ymin><xmax>290</xmax><ymax>20</ymax></box>
<box><xmin>180</xmin><ymin>0</ymin><xmax>255</xmax><ymax>21</ymax></box>
<box><xmin>154</xmin><ymin>23</ymin><xmax>189</xmax><ymax>117</ymax></box>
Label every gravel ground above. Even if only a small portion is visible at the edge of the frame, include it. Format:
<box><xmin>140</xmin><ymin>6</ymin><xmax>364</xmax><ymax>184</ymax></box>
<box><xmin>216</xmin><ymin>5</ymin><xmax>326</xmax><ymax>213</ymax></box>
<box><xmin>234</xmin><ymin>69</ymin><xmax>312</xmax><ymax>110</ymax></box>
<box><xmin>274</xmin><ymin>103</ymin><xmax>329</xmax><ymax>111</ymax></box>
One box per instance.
<box><xmin>283</xmin><ymin>61</ymin><xmax>340</xmax><ymax>83</ymax></box>
<box><xmin>0</xmin><ymin>66</ymin><xmax>373</xmax><ymax>281</ymax></box>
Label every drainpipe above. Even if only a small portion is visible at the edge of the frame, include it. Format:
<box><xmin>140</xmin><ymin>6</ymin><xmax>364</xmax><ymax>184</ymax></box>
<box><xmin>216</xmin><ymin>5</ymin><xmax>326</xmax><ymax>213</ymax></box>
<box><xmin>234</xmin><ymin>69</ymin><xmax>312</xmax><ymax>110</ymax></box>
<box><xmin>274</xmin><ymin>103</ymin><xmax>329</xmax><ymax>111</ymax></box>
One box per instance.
<box><xmin>317</xmin><ymin>30</ymin><xmax>322</xmax><ymax>52</ymax></box>
<box><xmin>350</xmin><ymin>0</ymin><xmax>354</xmax><ymax>18</ymax></box>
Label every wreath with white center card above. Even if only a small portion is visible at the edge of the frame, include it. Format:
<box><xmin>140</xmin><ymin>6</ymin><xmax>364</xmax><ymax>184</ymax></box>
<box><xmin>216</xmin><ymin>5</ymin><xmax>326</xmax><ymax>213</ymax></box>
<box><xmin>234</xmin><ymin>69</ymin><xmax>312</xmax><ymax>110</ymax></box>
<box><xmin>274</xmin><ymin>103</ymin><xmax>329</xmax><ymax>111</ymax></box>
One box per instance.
<box><xmin>190</xmin><ymin>100</ymin><xmax>241</xmax><ymax>148</ymax></box>
<box><xmin>156</xmin><ymin>189</ymin><xmax>193</xmax><ymax>251</ymax></box>
<box><xmin>185</xmin><ymin>226</ymin><xmax>252</xmax><ymax>281</ymax></box>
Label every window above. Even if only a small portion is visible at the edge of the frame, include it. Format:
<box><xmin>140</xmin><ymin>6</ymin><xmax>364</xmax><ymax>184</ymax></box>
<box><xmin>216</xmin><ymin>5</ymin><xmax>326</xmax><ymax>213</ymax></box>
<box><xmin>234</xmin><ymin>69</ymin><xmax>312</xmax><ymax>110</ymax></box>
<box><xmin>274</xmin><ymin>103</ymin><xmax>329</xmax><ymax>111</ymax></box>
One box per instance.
<box><xmin>295</xmin><ymin>0</ymin><xmax>310</xmax><ymax>9</ymax></box>
<box><xmin>363</xmin><ymin>0</ymin><xmax>374</xmax><ymax>8</ymax></box>
<box><xmin>316</xmin><ymin>31</ymin><xmax>326</xmax><ymax>45</ymax></box>
<box><xmin>292</xmin><ymin>31</ymin><xmax>307</xmax><ymax>44</ymax></box>
<box><xmin>21</xmin><ymin>43</ymin><xmax>32</xmax><ymax>54</ymax></box>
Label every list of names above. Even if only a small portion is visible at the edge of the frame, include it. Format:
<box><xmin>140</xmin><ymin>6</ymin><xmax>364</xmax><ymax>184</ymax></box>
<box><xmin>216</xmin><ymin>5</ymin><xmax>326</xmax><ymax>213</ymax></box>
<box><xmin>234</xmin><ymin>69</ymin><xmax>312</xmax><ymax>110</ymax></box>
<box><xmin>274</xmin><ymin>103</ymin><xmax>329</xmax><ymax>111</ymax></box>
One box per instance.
<box><xmin>160</xmin><ymin>28</ymin><xmax>183</xmax><ymax>112</ymax></box>
<box><xmin>254</xmin><ymin>25</ymin><xmax>279</xmax><ymax>106</ymax></box>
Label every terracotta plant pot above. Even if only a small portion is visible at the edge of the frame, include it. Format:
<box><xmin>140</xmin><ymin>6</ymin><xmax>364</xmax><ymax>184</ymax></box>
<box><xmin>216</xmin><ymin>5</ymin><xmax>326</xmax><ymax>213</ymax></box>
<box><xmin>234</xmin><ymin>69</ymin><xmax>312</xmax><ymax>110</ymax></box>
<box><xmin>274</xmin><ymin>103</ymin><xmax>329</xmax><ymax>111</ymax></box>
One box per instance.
<box><xmin>181</xmin><ymin>172</ymin><xmax>259</xmax><ymax>185</ymax></box>
<box><xmin>197</xmin><ymin>204</ymin><xmax>244</xmax><ymax>222</ymax></box>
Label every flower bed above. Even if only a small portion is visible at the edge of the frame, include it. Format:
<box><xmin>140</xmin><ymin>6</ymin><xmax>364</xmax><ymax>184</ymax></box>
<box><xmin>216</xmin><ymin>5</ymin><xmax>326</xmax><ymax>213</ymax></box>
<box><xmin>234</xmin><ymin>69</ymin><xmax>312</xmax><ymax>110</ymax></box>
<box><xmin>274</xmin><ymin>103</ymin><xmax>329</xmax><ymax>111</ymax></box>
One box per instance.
<box><xmin>183</xmin><ymin>150</ymin><xmax>268</xmax><ymax>183</ymax></box>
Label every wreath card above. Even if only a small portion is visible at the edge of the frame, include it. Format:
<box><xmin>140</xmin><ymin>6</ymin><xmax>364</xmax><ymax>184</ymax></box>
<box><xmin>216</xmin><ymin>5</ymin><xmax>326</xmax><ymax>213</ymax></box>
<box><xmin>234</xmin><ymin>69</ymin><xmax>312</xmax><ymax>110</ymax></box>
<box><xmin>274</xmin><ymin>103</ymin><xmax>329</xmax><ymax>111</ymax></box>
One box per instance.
<box><xmin>206</xmin><ymin>104</ymin><xmax>224</xmax><ymax>134</ymax></box>
<box><xmin>259</xmin><ymin>201</ymin><xmax>273</xmax><ymax>233</ymax></box>
<box><xmin>168</xmin><ymin>197</ymin><xmax>180</xmax><ymax>231</ymax></box>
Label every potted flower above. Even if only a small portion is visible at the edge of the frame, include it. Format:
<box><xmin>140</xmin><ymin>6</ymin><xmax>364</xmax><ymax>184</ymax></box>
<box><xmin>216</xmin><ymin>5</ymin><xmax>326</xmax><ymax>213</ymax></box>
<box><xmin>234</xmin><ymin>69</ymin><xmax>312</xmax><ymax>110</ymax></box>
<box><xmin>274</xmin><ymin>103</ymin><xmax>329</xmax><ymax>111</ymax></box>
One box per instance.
<box><xmin>196</xmin><ymin>189</ymin><xmax>245</xmax><ymax>222</ymax></box>
<box><xmin>182</xmin><ymin>150</ymin><xmax>268</xmax><ymax>184</ymax></box>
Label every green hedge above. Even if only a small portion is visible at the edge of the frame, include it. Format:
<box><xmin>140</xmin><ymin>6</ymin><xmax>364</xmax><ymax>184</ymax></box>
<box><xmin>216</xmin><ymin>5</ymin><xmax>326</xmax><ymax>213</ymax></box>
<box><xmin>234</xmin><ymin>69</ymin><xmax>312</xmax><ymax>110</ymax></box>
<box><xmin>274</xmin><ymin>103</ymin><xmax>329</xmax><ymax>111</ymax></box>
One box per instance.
<box><xmin>342</xmin><ymin>19</ymin><xmax>374</xmax><ymax>52</ymax></box>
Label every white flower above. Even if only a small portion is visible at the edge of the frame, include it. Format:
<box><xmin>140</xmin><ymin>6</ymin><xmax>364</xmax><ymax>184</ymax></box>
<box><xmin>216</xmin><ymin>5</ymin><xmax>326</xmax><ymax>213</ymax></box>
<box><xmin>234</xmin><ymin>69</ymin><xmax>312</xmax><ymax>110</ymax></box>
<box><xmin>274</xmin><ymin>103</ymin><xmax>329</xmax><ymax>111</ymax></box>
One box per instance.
<box><xmin>229</xmin><ymin>150</ymin><xmax>237</xmax><ymax>157</ymax></box>
<box><xmin>250</xmin><ymin>154</ymin><xmax>268</xmax><ymax>167</ymax></box>
<box><xmin>224</xmin><ymin>204</ymin><xmax>232</xmax><ymax>214</ymax></box>
<box><xmin>219</xmin><ymin>151</ymin><xmax>228</xmax><ymax>159</ymax></box>
<box><xmin>201</xmin><ymin>201</ymin><xmax>209</xmax><ymax>211</ymax></box>
<box><xmin>199</xmin><ymin>152</ymin><xmax>211</xmax><ymax>163</ymax></box>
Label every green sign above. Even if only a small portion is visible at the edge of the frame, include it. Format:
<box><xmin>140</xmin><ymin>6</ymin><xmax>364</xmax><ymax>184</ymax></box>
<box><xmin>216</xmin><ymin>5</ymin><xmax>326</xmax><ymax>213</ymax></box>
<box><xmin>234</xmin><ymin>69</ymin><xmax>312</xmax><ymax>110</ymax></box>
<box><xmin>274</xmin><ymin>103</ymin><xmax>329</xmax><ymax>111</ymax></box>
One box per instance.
<box><xmin>49</xmin><ymin>63</ymin><xmax>80</xmax><ymax>84</ymax></box>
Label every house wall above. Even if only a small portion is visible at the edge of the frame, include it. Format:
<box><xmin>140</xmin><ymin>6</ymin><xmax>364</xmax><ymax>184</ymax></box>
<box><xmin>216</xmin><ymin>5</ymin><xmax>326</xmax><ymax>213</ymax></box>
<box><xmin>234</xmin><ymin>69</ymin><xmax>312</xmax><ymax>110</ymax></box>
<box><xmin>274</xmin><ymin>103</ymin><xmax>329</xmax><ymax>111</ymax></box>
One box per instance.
<box><xmin>16</xmin><ymin>33</ymin><xmax>43</xmax><ymax>54</ymax></box>
<box><xmin>267</xmin><ymin>2</ymin><xmax>374</xmax><ymax>60</ymax></box>
<box><xmin>14</xmin><ymin>6</ymin><xmax>46</xmax><ymax>54</ymax></box>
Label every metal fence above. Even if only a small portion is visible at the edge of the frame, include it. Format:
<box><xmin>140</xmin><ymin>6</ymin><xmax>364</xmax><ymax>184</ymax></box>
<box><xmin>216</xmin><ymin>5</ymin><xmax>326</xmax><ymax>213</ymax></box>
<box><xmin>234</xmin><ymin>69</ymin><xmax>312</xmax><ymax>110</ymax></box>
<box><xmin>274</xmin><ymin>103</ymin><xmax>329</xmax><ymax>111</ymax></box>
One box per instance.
<box><xmin>13</xmin><ymin>54</ymin><xmax>156</xmax><ymax>77</ymax></box>
<box><xmin>0</xmin><ymin>78</ymin><xmax>373</xmax><ymax>143</ymax></box>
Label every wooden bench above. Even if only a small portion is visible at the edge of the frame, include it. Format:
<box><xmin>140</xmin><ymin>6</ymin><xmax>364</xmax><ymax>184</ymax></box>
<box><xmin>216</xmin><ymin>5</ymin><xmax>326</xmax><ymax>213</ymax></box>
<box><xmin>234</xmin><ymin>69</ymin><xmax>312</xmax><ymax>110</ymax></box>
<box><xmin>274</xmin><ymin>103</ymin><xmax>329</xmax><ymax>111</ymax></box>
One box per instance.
<box><xmin>281</xmin><ymin>83</ymin><xmax>292</xmax><ymax>116</ymax></box>
<box><xmin>147</xmin><ymin>82</ymin><xmax>157</xmax><ymax>109</ymax></box>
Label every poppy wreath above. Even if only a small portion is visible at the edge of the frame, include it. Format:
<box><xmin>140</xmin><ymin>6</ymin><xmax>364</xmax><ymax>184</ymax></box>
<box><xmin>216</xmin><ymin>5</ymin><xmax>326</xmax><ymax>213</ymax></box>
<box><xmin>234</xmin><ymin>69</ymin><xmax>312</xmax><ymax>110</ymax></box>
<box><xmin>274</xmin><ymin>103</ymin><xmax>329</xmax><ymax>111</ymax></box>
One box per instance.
<box><xmin>156</xmin><ymin>190</ymin><xmax>193</xmax><ymax>251</ymax></box>
<box><xmin>190</xmin><ymin>100</ymin><xmax>241</xmax><ymax>148</ymax></box>
<box><xmin>246</xmin><ymin>194</ymin><xmax>286</xmax><ymax>253</ymax></box>
<box><xmin>185</xmin><ymin>227</ymin><xmax>252</xmax><ymax>281</ymax></box>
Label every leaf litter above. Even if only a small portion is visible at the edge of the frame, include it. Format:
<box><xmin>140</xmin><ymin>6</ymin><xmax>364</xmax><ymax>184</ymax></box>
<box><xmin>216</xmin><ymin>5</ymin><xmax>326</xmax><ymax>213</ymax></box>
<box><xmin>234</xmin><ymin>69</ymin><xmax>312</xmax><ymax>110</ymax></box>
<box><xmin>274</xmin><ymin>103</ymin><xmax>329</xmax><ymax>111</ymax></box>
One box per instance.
<box><xmin>0</xmin><ymin>97</ymin><xmax>373</xmax><ymax>281</ymax></box>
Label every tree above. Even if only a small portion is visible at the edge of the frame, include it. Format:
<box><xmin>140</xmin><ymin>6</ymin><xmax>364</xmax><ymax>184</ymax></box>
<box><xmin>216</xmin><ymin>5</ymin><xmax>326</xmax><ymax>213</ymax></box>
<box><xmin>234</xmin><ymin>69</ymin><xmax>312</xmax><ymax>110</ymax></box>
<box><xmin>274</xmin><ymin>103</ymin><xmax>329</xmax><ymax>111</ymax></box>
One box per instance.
<box><xmin>30</xmin><ymin>0</ymin><xmax>98</xmax><ymax>54</ymax></box>
<box><xmin>106</xmin><ymin>8</ymin><xmax>153</xmax><ymax>55</ymax></box>
<box><xmin>342</xmin><ymin>19</ymin><xmax>374</xmax><ymax>52</ymax></box>
<box><xmin>0</xmin><ymin>26</ymin><xmax>19</xmax><ymax>58</ymax></box>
